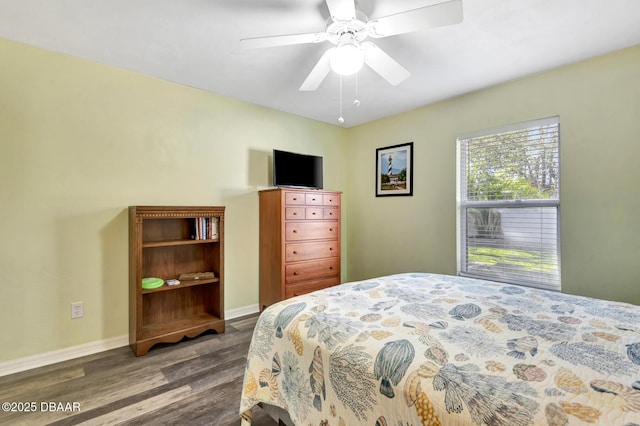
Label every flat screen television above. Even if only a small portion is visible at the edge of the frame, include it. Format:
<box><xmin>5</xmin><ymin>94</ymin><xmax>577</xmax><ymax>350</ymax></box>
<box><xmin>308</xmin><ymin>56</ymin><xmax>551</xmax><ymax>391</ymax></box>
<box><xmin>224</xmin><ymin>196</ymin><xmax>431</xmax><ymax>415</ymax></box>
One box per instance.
<box><xmin>273</xmin><ymin>149</ymin><xmax>323</xmax><ymax>189</ymax></box>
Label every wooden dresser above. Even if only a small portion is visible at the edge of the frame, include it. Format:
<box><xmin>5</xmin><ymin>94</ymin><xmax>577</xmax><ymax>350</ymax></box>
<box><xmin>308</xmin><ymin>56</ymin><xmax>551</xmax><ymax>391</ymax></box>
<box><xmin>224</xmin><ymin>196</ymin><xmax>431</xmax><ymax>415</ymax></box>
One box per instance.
<box><xmin>259</xmin><ymin>188</ymin><xmax>341</xmax><ymax>310</ymax></box>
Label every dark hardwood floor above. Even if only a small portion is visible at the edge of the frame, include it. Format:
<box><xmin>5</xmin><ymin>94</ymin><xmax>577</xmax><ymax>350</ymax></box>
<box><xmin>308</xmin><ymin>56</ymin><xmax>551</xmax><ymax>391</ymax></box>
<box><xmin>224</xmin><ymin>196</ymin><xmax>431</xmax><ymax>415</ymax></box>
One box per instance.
<box><xmin>0</xmin><ymin>314</ymin><xmax>277</xmax><ymax>426</ymax></box>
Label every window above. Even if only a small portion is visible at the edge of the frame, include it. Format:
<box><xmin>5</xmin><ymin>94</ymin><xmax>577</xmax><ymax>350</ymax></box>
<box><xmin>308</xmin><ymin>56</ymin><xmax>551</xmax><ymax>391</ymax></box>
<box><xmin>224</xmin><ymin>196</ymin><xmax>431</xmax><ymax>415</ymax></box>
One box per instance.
<box><xmin>457</xmin><ymin>117</ymin><xmax>560</xmax><ymax>291</ymax></box>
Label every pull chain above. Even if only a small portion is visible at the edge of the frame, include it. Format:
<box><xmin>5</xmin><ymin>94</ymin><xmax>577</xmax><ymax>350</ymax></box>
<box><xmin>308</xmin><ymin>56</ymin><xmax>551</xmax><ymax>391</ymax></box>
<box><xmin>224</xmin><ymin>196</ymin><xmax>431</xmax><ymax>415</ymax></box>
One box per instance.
<box><xmin>338</xmin><ymin>75</ymin><xmax>345</xmax><ymax>124</ymax></box>
<box><xmin>354</xmin><ymin>72</ymin><xmax>360</xmax><ymax>107</ymax></box>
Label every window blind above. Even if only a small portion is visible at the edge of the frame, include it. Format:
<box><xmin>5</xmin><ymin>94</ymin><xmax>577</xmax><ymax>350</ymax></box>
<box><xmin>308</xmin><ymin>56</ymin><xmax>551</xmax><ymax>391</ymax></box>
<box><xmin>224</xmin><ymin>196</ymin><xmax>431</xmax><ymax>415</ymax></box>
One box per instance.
<box><xmin>457</xmin><ymin>117</ymin><xmax>560</xmax><ymax>291</ymax></box>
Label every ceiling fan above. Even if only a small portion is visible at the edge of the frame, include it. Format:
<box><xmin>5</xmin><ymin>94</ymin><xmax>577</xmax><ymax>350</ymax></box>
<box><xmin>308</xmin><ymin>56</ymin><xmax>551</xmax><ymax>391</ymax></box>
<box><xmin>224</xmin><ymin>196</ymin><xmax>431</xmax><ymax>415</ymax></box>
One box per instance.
<box><xmin>240</xmin><ymin>0</ymin><xmax>463</xmax><ymax>91</ymax></box>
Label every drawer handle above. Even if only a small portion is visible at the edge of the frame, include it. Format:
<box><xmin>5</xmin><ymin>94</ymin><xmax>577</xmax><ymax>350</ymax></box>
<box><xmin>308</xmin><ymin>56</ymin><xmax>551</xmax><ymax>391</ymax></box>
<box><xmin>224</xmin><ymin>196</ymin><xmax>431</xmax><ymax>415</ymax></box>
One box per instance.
<box><xmin>293</xmin><ymin>251</ymin><xmax>298</xmax><ymax>254</ymax></box>
<box><xmin>293</xmin><ymin>197</ymin><xmax>298</xmax><ymax>201</ymax></box>
<box><xmin>293</xmin><ymin>272</ymin><xmax>299</xmax><ymax>276</ymax></box>
<box><xmin>329</xmin><ymin>248</ymin><xmax>333</xmax><ymax>251</ymax></box>
<box><xmin>329</xmin><ymin>266</ymin><xmax>333</xmax><ymax>270</ymax></box>
<box><xmin>293</xmin><ymin>212</ymin><xmax>297</xmax><ymax>215</ymax></box>
<box><xmin>312</xmin><ymin>212</ymin><xmax>316</xmax><ymax>215</ymax></box>
<box><xmin>312</xmin><ymin>198</ymin><xmax>316</xmax><ymax>201</ymax></box>
<box><xmin>293</xmin><ymin>230</ymin><xmax>297</xmax><ymax>233</ymax></box>
<box><xmin>329</xmin><ymin>228</ymin><xmax>333</xmax><ymax>232</ymax></box>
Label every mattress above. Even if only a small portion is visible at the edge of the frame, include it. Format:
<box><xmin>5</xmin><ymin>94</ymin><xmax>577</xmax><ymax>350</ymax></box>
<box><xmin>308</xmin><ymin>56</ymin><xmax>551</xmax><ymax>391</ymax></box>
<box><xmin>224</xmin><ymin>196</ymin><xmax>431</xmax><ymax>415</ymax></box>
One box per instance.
<box><xmin>240</xmin><ymin>273</ymin><xmax>640</xmax><ymax>425</ymax></box>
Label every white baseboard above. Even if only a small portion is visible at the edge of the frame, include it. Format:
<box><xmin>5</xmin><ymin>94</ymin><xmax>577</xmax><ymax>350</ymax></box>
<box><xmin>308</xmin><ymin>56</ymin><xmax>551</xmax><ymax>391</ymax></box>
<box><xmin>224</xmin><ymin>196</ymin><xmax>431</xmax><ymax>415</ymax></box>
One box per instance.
<box><xmin>225</xmin><ymin>304</ymin><xmax>260</xmax><ymax>320</ymax></box>
<box><xmin>0</xmin><ymin>335</ymin><xmax>129</xmax><ymax>378</ymax></box>
<box><xmin>0</xmin><ymin>304</ymin><xmax>260</xmax><ymax>378</ymax></box>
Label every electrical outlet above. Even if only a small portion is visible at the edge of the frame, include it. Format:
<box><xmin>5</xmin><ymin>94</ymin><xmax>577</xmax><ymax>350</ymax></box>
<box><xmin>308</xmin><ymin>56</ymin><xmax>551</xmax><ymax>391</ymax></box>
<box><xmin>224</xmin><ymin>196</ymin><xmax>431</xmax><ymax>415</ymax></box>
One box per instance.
<box><xmin>71</xmin><ymin>302</ymin><xmax>83</xmax><ymax>319</ymax></box>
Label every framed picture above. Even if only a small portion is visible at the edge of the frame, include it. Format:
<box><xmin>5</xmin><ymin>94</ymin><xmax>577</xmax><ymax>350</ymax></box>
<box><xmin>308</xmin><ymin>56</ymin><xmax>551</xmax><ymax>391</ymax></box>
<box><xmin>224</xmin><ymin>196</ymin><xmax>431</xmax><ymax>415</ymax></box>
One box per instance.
<box><xmin>376</xmin><ymin>142</ymin><xmax>413</xmax><ymax>197</ymax></box>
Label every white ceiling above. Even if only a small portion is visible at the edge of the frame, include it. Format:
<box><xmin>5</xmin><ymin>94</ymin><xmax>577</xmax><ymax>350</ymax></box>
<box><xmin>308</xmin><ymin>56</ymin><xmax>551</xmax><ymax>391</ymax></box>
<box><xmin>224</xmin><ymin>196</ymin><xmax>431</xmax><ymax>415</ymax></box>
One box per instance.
<box><xmin>0</xmin><ymin>0</ymin><xmax>639</xmax><ymax>127</ymax></box>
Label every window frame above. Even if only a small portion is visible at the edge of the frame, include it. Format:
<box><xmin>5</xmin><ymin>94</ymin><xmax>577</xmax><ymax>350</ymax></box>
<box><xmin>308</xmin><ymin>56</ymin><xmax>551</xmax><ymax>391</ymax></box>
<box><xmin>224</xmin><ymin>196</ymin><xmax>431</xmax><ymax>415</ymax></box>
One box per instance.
<box><xmin>456</xmin><ymin>116</ymin><xmax>561</xmax><ymax>290</ymax></box>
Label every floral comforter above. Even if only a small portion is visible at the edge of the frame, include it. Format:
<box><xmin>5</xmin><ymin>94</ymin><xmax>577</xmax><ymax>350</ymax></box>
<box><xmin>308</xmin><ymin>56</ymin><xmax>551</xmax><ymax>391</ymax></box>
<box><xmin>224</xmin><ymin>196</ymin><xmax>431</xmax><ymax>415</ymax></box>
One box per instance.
<box><xmin>239</xmin><ymin>273</ymin><xmax>640</xmax><ymax>425</ymax></box>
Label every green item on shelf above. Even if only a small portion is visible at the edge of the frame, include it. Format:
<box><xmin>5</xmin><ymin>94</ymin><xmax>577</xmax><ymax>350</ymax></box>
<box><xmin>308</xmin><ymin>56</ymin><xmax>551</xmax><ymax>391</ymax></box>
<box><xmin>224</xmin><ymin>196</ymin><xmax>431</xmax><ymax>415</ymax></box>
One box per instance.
<box><xmin>141</xmin><ymin>277</ymin><xmax>164</xmax><ymax>290</ymax></box>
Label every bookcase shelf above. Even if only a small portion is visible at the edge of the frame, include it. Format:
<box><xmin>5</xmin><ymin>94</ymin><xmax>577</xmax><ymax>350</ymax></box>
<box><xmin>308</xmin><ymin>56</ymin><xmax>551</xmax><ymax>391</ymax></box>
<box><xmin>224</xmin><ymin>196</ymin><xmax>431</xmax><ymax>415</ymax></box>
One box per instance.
<box><xmin>142</xmin><ymin>238</ymin><xmax>220</xmax><ymax>248</ymax></box>
<box><xmin>129</xmin><ymin>206</ymin><xmax>225</xmax><ymax>356</ymax></box>
<box><xmin>141</xmin><ymin>278</ymin><xmax>220</xmax><ymax>294</ymax></box>
<box><xmin>139</xmin><ymin>312</ymin><xmax>222</xmax><ymax>341</ymax></box>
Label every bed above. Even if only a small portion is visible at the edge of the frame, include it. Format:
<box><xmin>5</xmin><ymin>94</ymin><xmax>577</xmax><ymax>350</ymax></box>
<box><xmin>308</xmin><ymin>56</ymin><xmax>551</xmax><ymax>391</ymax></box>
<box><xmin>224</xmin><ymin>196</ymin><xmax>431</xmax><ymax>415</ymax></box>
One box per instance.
<box><xmin>239</xmin><ymin>273</ymin><xmax>640</xmax><ymax>425</ymax></box>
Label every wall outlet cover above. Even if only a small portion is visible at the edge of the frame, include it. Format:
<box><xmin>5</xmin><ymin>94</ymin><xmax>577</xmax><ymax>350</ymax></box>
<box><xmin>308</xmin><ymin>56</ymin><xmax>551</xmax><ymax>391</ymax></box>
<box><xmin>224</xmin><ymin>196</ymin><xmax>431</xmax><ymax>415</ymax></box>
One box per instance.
<box><xmin>71</xmin><ymin>302</ymin><xmax>83</xmax><ymax>319</ymax></box>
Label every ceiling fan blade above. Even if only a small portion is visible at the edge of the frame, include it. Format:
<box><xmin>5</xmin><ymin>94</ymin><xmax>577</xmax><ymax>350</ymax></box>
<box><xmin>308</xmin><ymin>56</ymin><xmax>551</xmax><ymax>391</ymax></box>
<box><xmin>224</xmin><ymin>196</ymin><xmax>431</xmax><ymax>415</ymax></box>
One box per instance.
<box><xmin>325</xmin><ymin>0</ymin><xmax>356</xmax><ymax>22</ymax></box>
<box><xmin>240</xmin><ymin>32</ymin><xmax>327</xmax><ymax>49</ymax></box>
<box><xmin>299</xmin><ymin>48</ymin><xmax>335</xmax><ymax>91</ymax></box>
<box><xmin>367</xmin><ymin>0</ymin><xmax>463</xmax><ymax>38</ymax></box>
<box><xmin>362</xmin><ymin>42</ymin><xmax>410</xmax><ymax>86</ymax></box>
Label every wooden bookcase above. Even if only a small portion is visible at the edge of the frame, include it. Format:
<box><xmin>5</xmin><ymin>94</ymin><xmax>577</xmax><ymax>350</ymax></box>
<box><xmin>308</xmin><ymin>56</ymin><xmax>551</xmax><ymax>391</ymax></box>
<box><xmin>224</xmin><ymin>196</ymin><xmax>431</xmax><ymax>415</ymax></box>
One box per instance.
<box><xmin>129</xmin><ymin>206</ymin><xmax>225</xmax><ymax>356</ymax></box>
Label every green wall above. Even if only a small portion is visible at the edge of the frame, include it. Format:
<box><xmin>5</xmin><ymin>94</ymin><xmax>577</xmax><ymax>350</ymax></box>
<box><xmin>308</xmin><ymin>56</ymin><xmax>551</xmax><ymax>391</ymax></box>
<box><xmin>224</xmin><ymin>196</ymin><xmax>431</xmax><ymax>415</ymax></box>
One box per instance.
<box><xmin>346</xmin><ymin>44</ymin><xmax>640</xmax><ymax>306</ymax></box>
<box><xmin>0</xmin><ymin>38</ymin><xmax>348</xmax><ymax>363</ymax></box>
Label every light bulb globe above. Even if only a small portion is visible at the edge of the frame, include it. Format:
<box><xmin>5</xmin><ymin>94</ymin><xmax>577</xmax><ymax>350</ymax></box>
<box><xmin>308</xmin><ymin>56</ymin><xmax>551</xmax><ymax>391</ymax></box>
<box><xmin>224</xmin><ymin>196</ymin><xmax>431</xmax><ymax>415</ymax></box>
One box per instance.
<box><xmin>330</xmin><ymin>44</ymin><xmax>364</xmax><ymax>76</ymax></box>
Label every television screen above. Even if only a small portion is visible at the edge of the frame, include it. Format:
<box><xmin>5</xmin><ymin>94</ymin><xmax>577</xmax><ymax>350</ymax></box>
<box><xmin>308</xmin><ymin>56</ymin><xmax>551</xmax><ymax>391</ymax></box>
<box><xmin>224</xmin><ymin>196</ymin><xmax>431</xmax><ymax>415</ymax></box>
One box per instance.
<box><xmin>273</xmin><ymin>150</ymin><xmax>323</xmax><ymax>189</ymax></box>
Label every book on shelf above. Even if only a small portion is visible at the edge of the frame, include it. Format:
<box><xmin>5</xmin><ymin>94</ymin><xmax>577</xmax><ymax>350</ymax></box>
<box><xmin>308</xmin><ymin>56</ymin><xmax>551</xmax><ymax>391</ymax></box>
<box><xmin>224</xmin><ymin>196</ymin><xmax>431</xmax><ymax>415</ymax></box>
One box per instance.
<box><xmin>178</xmin><ymin>271</ymin><xmax>215</xmax><ymax>280</ymax></box>
<box><xmin>211</xmin><ymin>217</ymin><xmax>218</xmax><ymax>239</ymax></box>
<box><xmin>192</xmin><ymin>217</ymin><xmax>219</xmax><ymax>240</ymax></box>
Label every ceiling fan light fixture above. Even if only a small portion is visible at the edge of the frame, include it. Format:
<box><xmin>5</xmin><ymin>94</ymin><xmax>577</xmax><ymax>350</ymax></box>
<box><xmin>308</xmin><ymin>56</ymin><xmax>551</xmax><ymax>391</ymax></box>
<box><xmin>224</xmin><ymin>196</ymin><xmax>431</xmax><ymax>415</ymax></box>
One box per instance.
<box><xmin>329</xmin><ymin>43</ymin><xmax>364</xmax><ymax>76</ymax></box>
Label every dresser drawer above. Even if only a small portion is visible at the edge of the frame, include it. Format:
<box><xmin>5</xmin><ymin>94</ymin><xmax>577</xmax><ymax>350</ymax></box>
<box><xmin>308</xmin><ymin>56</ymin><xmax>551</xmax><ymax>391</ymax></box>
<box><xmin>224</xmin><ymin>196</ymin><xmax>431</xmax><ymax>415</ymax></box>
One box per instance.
<box><xmin>285</xmin><ymin>207</ymin><xmax>305</xmax><ymax>220</ymax></box>
<box><xmin>285</xmin><ymin>222</ymin><xmax>339</xmax><ymax>241</ymax></box>
<box><xmin>285</xmin><ymin>192</ymin><xmax>305</xmax><ymax>205</ymax></box>
<box><xmin>305</xmin><ymin>193</ymin><xmax>323</xmax><ymax>206</ymax></box>
<box><xmin>305</xmin><ymin>208</ymin><xmax>323</xmax><ymax>219</ymax></box>
<box><xmin>285</xmin><ymin>277</ymin><xmax>340</xmax><ymax>298</ymax></box>
<box><xmin>286</xmin><ymin>241</ymin><xmax>339</xmax><ymax>262</ymax></box>
<box><xmin>323</xmin><ymin>207</ymin><xmax>339</xmax><ymax>220</ymax></box>
<box><xmin>323</xmin><ymin>194</ymin><xmax>340</xmax><ymax>206</ymax></box>
<box><xmin>285</xmin><ymin>258</ymin><xmax>340</xmax><ymax>284</ymax></box>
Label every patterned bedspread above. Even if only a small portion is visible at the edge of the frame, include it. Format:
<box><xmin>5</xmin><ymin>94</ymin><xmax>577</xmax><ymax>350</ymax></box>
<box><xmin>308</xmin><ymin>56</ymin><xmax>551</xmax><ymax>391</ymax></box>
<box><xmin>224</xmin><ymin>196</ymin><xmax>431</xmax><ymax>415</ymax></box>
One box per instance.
<box><xmin>240</xmin><ymin>273</ymin><xmax>640</xmax><ymax>425</ymax></box>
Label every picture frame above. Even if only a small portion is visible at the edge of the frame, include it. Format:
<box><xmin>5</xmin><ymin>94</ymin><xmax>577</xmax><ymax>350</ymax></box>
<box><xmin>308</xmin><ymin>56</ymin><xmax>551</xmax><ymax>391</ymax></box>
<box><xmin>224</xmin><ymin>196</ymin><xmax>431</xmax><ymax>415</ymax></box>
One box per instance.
<box><xmin>376</xmin><ymin>142</ymin><xmax>413</xmax><ymax>197</ymax></box>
